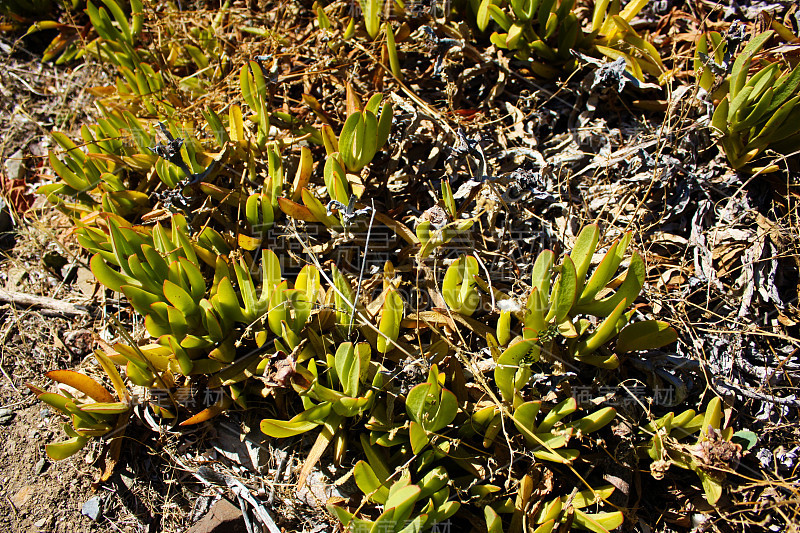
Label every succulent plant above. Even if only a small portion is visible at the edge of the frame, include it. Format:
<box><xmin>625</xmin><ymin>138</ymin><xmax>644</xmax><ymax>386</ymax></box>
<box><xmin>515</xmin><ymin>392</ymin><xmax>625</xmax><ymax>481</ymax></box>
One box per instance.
<box><xmin>26</xmin><ymin>3</ymin><xmax>758</xmax><ymax>533</ymax></box>
<box><xmin>329</xmin><ymin>366</ymin><xmax>461</xmax><ymax>533</ymax></box>
<box><xmin>698</xmin><ymin>30</ymin><xmax>800</xmax><ymax>172</ymax></box>
<box><xmin>483</xmin><ymin>480</ymin><xmax>624</xmax><ymax>533</ymax></box>
<box><xmin>476</xmin><ymin>0</ymin><xmax>664</xmax><ymax>82</ymax></box>
<box><xmin>378</xmin><ymin>287</ymin><xmax>405</xmax><ymax>354</ymax></box>
<box><xmin>332</xmin><ymin>462</ymin><xmax>460</xmax><ymax>533</ymax></box>
<box><xmin>27</xmin><ymin>352</ymin><xmax>130</xmax><ymax>461</ymax></box>
<box><xmin>339</xmin><ymin>94</ymin><xmax>393</xmax><ymax>173</ymax></box>
<box><xmin>465</xmin><ymin>392</ymin><xmax>616</xmax><ymax>463</ymax></box>
<box><xmin>441</xmin><ymin>254</ymin><xmax>482</xmax><ymax>316</ymax></box>
<box><xmin>261</xmin><ymin>341</ymin><xmax>383</xmax><ymax>480</ymax></box>
<box><xmin>482</xmin><ymin>225</ymin><xmax>676</xmax><ymax>370</ymax></box>
<box><xmin>643</xmin><ymin>396</ymin><xmax>751</xmax><ymax>504</ymax></box>
<box><xmin>360</xmin><ymin>0</ymin><xmax>382</xmax><ymax>40</ymax></box>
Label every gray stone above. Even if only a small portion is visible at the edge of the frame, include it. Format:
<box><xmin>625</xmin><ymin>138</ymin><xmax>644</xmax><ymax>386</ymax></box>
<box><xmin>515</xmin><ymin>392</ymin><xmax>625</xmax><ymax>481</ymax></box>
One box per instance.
<box><xmin>4</xmin><ymin>150</ymin><xmax>25</xmax><ymax>181</ymax></box>
<box><xmin>118</xmin><ymin>472</ymin><xmax>135</xmax><ymax>490</ymax></box>
<box><xmin>0</xmin><ymin>408</ymin><xmax>15</xmax><ymax>425</ymax></box>
<box><xmin>185</xmin><ymin>498</ymin><xmax>247</xmax><ymax>533</ymax></box>
<box><xmin>81</xmin><ymin>496</ymin><xmax>102</xmax><ymax>521</ymax></box>
<box><xmin>34</xmin><ymin>457</ymin><xmax>48</xmax><ymax>475</ymax></box>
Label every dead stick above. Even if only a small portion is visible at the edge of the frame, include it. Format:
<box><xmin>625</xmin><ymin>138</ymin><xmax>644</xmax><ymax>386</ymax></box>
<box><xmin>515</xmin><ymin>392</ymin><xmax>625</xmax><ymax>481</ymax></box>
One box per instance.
<box><xmin>0</xmin><ymin>288</ymin><xmax>89</xmax><ymax>317</ymax></box>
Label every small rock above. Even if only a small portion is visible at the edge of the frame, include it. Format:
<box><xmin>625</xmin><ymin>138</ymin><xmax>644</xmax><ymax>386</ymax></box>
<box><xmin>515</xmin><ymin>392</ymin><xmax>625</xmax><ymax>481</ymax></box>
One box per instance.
<box><xmin>34</xmin><ymin>457</ymin><xmax>48</xmax><ymax>475</ymax></box>
<box><xmin>118</xmin><ymin>472</ymin><xmax>135</xmax><ymax>491</ymax></box>
<box><xmin>211</xmin><ymin>426</ymin><xmax>268</xmax><ymax>472</ymax></box>
<box><xmin>11</xmin><ymin>485</ymin><xmax>33</xmax><ymax>508</ymax></box>
<box><xmin>81</xmin><ymin>496</ymin><xmax>103</xmax><ymax>521</ymax></box>
<box><xmin>0</xmin><ymin>408</ymin><xmax>15</xmax><ymax>425</ymax></box>
<box><xmin>64</xmin><ymin>329</ymin><xmax>94</xmax><ymax>356</ymax></box>
<box><xmin>74</xmin><ymin>266</ymin><xmax>98</xmax><ymax>298</ymax></box>
<box><xmin>4</xmin><ymin>149</ymin><xmax>26</xmax><ymax>181</ymax></box>
<box><xmin>5</xmin><ymin>266</ymin><xmax>27</xmax><ymax>290</ymax></box>
<box><xmin>34</xmin><ymin>516</ymin><xmax>50</xmax><ymax>529</ymax></box>
<box><xmin>186</xmin><ymin>498</ymin><xmax>247</xmax><ymax>533</ymax></box>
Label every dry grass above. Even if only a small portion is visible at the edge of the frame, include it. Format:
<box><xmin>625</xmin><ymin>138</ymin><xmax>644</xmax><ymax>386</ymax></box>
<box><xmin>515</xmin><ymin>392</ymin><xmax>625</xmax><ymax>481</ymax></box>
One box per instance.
<box><xmin>0</xmin><ymin>1</ymin><xmax>798</xmax><ymax>532</ymax></box>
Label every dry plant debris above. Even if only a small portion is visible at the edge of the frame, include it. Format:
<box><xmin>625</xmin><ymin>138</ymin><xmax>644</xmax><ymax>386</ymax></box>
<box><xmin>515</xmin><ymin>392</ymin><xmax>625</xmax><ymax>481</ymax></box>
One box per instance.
<box><xmin>0</xmin><ymin>0</ymin><xmax>799</xmax><ymax>532</ymax></box>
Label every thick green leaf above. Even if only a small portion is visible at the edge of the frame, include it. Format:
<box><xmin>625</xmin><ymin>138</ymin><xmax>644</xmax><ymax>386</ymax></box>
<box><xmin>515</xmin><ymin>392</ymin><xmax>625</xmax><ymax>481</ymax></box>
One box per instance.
<box><xmin>168</xmin><ymin>335</ymin><xmax>193</xmax><ymax>375</ymax></box>
<box><xmin>234</xmin><ymin>261</ymin><xmax>258</xmax><ymax>321</ymax></box>
<box><xmin>729</xmin><ymin>31</ymin><xmax>773</xmax><ymax>99</ymax></box>
<box><xmin>163</xmin><ymin>278</ymin><xmax>198</xmax><ymax>317</ymax></box>
<box><xmin>567</xmin><ymin>406</ymin><xmax>616</xmax><ymax>433</ymax></box>
<box><xmin>358</xmin><ymin>111</ymin><xmax>379</xmax><ymax>170</ymax></box>
<box><xmin>573</xmin><ymin>509</ymin><xmax>625</xmax><ymax>533</ymax></box>
<box><xmin>547</xmin><ymin>255</ymin><xmax>577</xmax><ymax>322</ymax></box>
<box><xmin>573</xmin><ymin>252</ymin><xmax>645</xmax><ymax>317</ymax></box>
<box><xmin>570</xmin><ymin>224</ymin><xmax>599</xmax><ymax>289</ymax></box>
<box><xmin>91</xmin><ymin>253</ymin><xmax>131</xmax><ymax>292</ymax></box>
<box><xmin>378</xmin><ymin>289</ymin><xmax>403</xmax><ymax>354</ymax></box>
<box><xmin>537</xmin><ymin>397</ymin><xmax>577</xmax><ymax>433</ymax></box>
<box><xmin>376</xmin><ymin>101</ymin><xmax>393</xmax><ymax>148</ymax></box>
<box><xmin>495</xmin><ymin>339</ymin><xmax>539</xmax><ymax>403</ymax></box>
<box><xmin>732</xmin><ymin>430</ymin><xmax>758</xmax><ymax>450</ymax></box>
<box><xmin>334</xmin><ymin>342</ymin><xmax>359</xmax><ymax>397</ymax></box>
<box><xmin>387</xmin><ymin>484</ymin><xmax>421</xmax><ymax>527</ymax></box>
<box><xmin>512</xmin><ymin>400</ymin><xmax>542</xmax><ymax>444</ymax></box>
<box><xmin>485</xmin><ymin>506</ymin><xmax>504</xmax><ymax>533</ymax></box>
<box><xmin>573</xmin><ymin>299</ymin><xmax>628</xmax><ymax>358</ymax></box>
<box><xmin>121</xmin><ymin>284</ymin><xmax>162</xmax><ymax>315</ymax></box>
<box><xmin>359</xmin><ymin>433</ymin><xmax>390</xmax><ymax>481</ymax></box>
<box><xmin>700</xmin><ymin>396</ymin><xmax>722</xmax><ymax>438</ymax></box>
<box><xmin>260</xmin><ymin>418</ymin><xmax>320</xmax><ymax>438</ymax></box>
<box><xmin>267</xmin><ymin>282</ymin><xmax>289</xmax><ymax>336</ymax></box>
<box><xmin>353</xmin><ymin>460</ymin><xmax>390</xmax><ymax>504</ymax></box>
<box><xmin>406</xmin><ymin>366</ymin><xmax>458</xmax><ymax>433</ymax></box>
<box><xmin>331</xmin><ymin>265</ymin><xmax>354</xmax><ymax>327</ymax></box>
<box><xmin>765</xmin><ymin>63</ymin><xmax>800</xmax><ymax>115</ymax></box>
<box><xmin>178</xmin><ymin>257</ymin><xmax>206</xmax><ymax>302</ymax></box>
<box><xmin>577</xmin><ymin>232</ymin><xmax>630</xmax><ymax>304</ymax></box>
<box><xmin>616</xmin><ymin>320</ymin><xmax>677</xmax><ymax>352</ymax></box>
<box><xmin>79</xmin><ymin>402</ymin><xmax>130</xmax><ymax>414</ymax></box>
<box><xmin>37</xmin><ymin>392</ymin><xmax>71</xmax><ymax>415</ymax></box>
<box><xmin>339</xmin><ymin>113</ymin><xmax>362</xmax><ymax>172</ymax></box>
<box><xmin>46</xmin><ymin>436</ymin><xmax>89</xmax><ymax>461</ymax></box>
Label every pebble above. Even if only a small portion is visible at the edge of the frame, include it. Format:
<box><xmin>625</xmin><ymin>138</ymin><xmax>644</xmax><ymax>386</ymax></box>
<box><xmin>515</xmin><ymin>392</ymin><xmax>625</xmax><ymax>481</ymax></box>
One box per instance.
<box><xmin>34</xmin><ymin>457</ymin><xmax>48</xmax><ymax>475</ymax></box>
<box><xmin>4</xmin><ymin>149</ymin><xmax>25</xmax><ymax>181</ymax></box>
<box><xmin>119</xmin><ymin>473</ymin><xmax>135</xmax><ymax>490</ymax></box>
<box><xmin>185</xmin><ymin>498</ymin><xmax>245</xmax><ymax>533</ymax></box>
<box><xmin>0</xmin><ymin>408</ymin><xmax>15</xmax><ymax>425</ymax></box>
<box><xmin>81</xmin><ymin>496</ymin><xmax>102</xmax><ymax>521</ymax></box>
<box><xmin>11</xmin><ymin>485</ymin><xmax>33</xmax><ymax>508</ymax></box>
